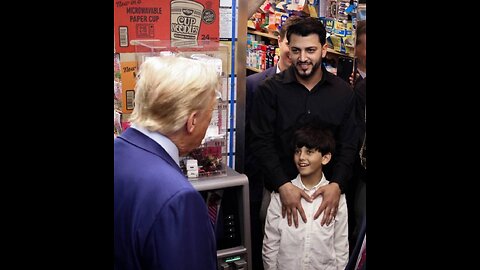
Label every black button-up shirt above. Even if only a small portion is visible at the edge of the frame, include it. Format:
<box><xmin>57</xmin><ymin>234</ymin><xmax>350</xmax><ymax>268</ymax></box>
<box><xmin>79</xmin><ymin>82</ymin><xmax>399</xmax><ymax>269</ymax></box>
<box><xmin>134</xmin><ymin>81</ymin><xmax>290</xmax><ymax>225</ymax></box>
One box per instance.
<box><xmin>250</xmin><ymin>64</ymin><xmax>359</xmax><ymax>193</ymax></box>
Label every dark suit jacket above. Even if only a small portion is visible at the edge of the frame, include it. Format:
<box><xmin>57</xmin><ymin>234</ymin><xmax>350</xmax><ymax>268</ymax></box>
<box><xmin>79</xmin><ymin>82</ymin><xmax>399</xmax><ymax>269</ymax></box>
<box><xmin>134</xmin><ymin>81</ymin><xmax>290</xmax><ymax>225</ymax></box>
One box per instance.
<box><xmin>245</xmin><ymin>66</ymin><xmax>277</xmax><ymax>201</ymax></box>
<box><xmin>345</xmin><ymin>217</ymin><xmax>366</xmax><ymax>270</ymax></box>
<box><xmin>355</xmin><ymin>76</ymin><xmax>366</xmax><ymax>141</ymax></box>
<box><xmin>246</xmin><ymin>66</ymin><xmax>277</xmax><ymax>127</ymax></box>
<box><xmin>350</xmin><ymin>76</ymin><xmax>366</xmax><ymax>185</ymax></box>
<box><xmin>114</xmin><ymin>128</ymin><xmax>217</xmax><ymax>270</ymax></box>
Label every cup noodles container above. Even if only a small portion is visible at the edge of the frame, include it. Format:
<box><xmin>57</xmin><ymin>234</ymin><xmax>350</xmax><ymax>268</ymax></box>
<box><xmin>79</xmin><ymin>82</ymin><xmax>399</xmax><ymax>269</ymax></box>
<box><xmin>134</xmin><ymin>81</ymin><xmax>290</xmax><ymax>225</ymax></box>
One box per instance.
<box><xmin>171</xmin><ymin>0</ymin><xmax>204</xmax><ymax>46</ymax></box>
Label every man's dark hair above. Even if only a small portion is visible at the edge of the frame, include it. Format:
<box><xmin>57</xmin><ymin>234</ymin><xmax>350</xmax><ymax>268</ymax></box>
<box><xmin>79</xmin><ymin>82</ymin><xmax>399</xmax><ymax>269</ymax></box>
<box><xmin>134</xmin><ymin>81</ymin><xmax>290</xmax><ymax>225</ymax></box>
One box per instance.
<box><xmin>278</xmin><ymin>16</ymin><xmax>303</xmax><ymax>40</ymax></box>
<box><xmin>286</xmin><ymin>16</ymin><xmax>327</xmax><ymax>45</ymax></box>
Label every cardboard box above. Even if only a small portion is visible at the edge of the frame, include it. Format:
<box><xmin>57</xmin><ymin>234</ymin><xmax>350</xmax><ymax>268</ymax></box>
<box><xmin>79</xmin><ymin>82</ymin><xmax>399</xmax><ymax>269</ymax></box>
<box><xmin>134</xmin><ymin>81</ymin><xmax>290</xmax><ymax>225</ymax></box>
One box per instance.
<box><xmin>114</xmin><ymin>0</ymin><xmax>219</xmax><ymax>53</ymax></box>
<box><xmin>119</xmin><ymin>61</ymin><xmax>137</xmax><ymax>113</ymax></box>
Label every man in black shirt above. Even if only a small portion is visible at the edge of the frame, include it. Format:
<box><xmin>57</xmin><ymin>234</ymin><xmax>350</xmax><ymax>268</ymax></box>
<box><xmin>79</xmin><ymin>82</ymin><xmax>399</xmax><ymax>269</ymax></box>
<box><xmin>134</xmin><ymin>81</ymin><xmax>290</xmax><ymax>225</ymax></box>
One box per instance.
<box><xmin>250</xmin><ymin>17</ymin><xmax>358</xmax><ymax>228</ymax></box>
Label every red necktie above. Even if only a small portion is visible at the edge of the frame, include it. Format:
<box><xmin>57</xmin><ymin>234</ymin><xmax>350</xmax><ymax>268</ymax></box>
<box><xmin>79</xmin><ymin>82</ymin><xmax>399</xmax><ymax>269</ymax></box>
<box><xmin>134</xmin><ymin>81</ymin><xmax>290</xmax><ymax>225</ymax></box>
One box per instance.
<box><xmin>356</xmin><ymin>237</ymin><xmax>366</xmax><ymax>270</ymax></box>
<box><xmin>208</xmin><ymin>193</ymin><xmax>218</xmax><ymax>224</ymax></box>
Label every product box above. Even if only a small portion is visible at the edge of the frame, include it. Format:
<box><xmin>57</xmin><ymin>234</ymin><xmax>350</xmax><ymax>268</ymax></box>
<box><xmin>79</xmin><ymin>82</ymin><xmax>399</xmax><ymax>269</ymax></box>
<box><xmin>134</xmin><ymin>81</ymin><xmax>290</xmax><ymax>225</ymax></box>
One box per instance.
<box><xmin>118</xmin><ymin>61</ymin><xmax>138</xmax><ymax>113</ymax></box>
<box><xmin>114</xmin><ymin>0</ymin><xmax>219</xmax><ymax>53</ymax></box>
<box><xmin>327</xmin><ymin>34</ymin><xmax>354</xmax><ymax>57</ymax></box>
<box><xmin>320</xmin><ymin>17</ymin><xmax>335</xmax><ymax>33</ymax></box>
<box><xmin>332</xmin><ymin>20</ymin><xmax>353</xmax><ymax>37</ymax></box>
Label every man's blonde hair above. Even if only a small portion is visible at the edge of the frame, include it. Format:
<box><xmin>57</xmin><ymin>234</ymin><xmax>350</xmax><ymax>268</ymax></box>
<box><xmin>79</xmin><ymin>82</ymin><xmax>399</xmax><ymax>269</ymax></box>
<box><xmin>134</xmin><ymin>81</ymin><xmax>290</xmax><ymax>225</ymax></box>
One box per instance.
<box><xmin>129</xmin><ymin>56</ymin><xmax>221</xmax><ymax>135</ymax></box>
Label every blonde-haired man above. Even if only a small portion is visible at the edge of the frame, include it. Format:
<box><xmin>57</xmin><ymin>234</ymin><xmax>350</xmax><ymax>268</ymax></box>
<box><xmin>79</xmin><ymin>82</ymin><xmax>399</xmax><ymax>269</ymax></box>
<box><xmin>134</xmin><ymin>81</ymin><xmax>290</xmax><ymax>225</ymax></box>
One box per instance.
<box><xmin>114</xmin><ymin>56</ymin><xmax>221</xmax><ymax>270</ymax></box>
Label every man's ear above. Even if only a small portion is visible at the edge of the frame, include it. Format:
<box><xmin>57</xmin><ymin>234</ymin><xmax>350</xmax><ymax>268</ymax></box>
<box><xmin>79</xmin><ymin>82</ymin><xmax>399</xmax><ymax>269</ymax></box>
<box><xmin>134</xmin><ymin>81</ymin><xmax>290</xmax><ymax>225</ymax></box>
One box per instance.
<box><xmin>321</xmin><ymin>152</ymin><xmax>332</xmax><ymax>165</ymax></box>
<box><xmin>186</xmin><ymin>111</ymin><xmax>198</xmax><ymax>133</ymax></box>
<box><xmin>322</xmin><ymin>43</ymin><xmax>328</xmax><ymax>58</ymax></box>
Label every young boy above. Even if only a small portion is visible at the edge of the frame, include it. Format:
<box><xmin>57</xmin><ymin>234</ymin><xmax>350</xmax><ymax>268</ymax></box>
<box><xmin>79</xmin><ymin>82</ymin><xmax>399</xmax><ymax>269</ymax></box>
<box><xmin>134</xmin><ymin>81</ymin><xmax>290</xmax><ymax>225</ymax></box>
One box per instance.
<box><xmin>262</xmin><ymin>122</ymin><xmax>349</xmax><ymax>270</ymax></box>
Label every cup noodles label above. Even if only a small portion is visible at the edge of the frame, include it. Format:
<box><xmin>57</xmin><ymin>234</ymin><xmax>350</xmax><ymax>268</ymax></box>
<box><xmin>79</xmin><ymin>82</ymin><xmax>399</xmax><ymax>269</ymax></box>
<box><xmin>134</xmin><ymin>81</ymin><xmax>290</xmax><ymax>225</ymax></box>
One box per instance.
<box><xmin>114</xmin><ymin>0</ymin><xmax>219</xmax><ymax>53</ymax></box>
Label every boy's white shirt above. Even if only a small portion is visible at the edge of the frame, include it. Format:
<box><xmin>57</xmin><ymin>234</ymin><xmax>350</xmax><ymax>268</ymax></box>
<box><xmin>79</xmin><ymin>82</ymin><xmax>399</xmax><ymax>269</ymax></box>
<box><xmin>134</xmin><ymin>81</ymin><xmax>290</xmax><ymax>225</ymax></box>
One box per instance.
<box><xmin>262</xmin><ymin>173</ymin><xmax>349</xmax><ymax>270</ymax></box>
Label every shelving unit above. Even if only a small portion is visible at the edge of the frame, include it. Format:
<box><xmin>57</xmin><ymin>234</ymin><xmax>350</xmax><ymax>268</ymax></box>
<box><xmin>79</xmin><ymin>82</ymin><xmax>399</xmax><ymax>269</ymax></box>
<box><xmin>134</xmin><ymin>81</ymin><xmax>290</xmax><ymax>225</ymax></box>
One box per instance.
<box><xmin>245</xmin><ymin>0</ymin><xmax>360</xmax><ymax>77</ymax></box>
<box><xmin>327</xmin><ymin>47</ymin><xmax>354</xmax><ymax>58</ymax></box>
<box><xmin>247</xmin><ymin>29</ymin><xmax>277</xmax><ymax>39</ymax></box>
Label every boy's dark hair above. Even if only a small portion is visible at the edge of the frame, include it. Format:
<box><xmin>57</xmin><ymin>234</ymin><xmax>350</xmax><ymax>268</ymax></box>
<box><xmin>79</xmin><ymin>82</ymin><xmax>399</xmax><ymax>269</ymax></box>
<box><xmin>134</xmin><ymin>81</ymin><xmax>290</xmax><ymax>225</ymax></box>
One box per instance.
<box><xmin>293</xmin><ymin>121</ymin><xmax>335</xmax><ymax>156</ymax></box>
<box><xmin>286</xmin><ymin>16</ymin><xmax>327</xmax><ymax>45</ymax></box>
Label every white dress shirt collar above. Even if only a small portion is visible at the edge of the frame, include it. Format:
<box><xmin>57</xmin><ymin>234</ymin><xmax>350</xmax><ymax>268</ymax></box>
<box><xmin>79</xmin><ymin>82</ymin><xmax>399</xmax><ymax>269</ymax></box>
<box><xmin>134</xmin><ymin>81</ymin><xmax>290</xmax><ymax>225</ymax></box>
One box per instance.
<box><xmin>130</xmin><ymin>124</ymin><xmax>180</xmax><ymax>166</ymax></box>
<box><xmin>293</xmin><ymin>173</ymin><xmax>329</xmax><ymax>192</ymax></box>
<box><xmin>358</xmin><ymin>69</ymin><xmax>366</xmax><ymax>79</ymax></box>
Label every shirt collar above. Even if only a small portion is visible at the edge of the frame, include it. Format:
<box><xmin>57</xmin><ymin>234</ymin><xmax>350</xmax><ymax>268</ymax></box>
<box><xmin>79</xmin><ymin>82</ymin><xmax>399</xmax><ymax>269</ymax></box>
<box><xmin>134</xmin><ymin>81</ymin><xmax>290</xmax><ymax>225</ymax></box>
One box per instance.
<box><xmin>295</xmin><ymin>173</ymin><xmax>329</xmax><ymax>192</ymax></box>
<box><xmin>358</xmin><ymin>69</ymin><xmax>366</xmax><ymax>79</ymax></box>
<box><xmin>130</xmin><ymin>124</ymin><xmax>180</xmax><ymax>166</ymax></box>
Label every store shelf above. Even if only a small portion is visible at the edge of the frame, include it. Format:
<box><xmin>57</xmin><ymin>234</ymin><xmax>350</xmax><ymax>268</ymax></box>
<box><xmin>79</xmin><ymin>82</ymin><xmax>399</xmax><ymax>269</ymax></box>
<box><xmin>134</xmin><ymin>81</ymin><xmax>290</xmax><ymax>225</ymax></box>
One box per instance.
<box><xmin>327</xmin><ymin>47</ymin><xmax>354</xmax><ymax>58</ymax></box>
<box><xmin>247</xmin><ymin>29</ymin><xmax>278</xmax><ymax>39</ymax></box>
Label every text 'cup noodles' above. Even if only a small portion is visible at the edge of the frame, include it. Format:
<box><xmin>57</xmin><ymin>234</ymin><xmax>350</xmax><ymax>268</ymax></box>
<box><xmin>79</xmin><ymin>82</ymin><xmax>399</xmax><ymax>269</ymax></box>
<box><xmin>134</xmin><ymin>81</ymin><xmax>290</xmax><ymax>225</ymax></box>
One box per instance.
<box><xmin>171</xmin><ymin>0</ymin><xmax>204</xmax><ymax>45</ymax></box>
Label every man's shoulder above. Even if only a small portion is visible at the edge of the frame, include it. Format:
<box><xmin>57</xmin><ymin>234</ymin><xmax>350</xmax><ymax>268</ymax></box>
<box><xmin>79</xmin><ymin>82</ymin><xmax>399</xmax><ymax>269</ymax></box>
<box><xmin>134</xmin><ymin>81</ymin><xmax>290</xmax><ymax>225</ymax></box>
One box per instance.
<box><xmin>247</xmin><ymin>66</ymin><xmax>276</xmax><ymax>82</ymax></box>
<box><xmin>354</xmin><ymin>77</ymin><xmax>366</xmax><ymax>100</ymax></box>
<box><xmin>246</xmin><ymin>66</ymin><xmax>277</xmax><ymax>93</ymax></box>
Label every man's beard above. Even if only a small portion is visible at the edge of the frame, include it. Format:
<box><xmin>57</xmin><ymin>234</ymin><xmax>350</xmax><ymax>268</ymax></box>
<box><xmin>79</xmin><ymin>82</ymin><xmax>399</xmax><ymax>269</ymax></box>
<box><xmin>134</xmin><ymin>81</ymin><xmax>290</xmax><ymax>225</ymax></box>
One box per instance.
<box><xmin>294</xmin><ymin>61</ymin><xmax>321</xmax><ymax>79</ymax></box>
